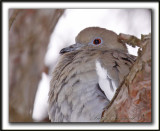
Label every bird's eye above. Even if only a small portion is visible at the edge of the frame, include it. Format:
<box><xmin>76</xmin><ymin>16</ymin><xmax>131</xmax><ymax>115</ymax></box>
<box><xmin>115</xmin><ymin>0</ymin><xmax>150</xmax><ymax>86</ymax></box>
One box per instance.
<box><xmin>93</xmin><ymin>38</ymin><xmax>102</xmax><ymax>45</ymax></box>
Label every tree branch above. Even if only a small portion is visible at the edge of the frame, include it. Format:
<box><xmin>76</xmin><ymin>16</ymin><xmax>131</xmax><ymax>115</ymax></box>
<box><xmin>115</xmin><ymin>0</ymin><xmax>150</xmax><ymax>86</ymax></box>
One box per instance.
<box><xmin>101</xmin><ymin>33</ymin><xmax>151</xmax><ymax>122</ymax></box>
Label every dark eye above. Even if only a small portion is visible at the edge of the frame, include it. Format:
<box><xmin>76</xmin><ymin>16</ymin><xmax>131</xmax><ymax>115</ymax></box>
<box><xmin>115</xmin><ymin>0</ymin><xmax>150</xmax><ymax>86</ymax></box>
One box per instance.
<box><xmin>93</xmin><ymin>38</ymin><xmax>101</xmax><ymax>45</ymax></box>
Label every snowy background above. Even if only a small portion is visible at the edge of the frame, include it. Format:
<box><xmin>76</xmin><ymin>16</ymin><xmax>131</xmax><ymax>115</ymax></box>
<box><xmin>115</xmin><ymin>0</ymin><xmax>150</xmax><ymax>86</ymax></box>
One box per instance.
<box><xmin>32</xmin><ymin>9</ymin><xmax>151</xmax><ymax>121</ymax></box>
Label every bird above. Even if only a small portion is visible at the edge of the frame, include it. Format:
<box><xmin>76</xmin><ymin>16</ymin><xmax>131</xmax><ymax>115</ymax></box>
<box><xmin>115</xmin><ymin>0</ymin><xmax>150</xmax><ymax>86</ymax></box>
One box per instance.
<box><xmin>48</xmin><ymin>27</ymin><xmax>136</xmax><ymax>122</ymax></box>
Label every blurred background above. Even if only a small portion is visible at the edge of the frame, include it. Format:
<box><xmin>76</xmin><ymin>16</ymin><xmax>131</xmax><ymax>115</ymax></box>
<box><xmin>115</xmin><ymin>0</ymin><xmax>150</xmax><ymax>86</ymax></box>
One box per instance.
<box><xmin>9</xmin><ymin>9</ymin><xmax>151</xmax><ymax>122</ymax></box>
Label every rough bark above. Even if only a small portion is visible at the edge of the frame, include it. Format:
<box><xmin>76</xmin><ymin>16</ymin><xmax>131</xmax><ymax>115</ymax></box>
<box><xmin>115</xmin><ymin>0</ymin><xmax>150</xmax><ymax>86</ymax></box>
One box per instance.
<box><xmin>101</xmin><ymin>33</ymin><xmax>151</xmax><ymax>122</ymax></box>
<box><xmin>9</xmin><ymin>9</ymin><xmax>65</xmax><ymax>122</ymax></box>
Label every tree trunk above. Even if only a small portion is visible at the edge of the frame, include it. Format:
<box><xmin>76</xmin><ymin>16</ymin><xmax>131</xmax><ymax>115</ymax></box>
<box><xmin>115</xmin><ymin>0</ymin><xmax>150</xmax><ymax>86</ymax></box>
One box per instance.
<box><xmin>9</xmin><ymin>9</ymin><xmax>65</xmax><ymax>122</ymax></box>
<box><xmin>101</xmin><ymin>33</ymin><xmax>151</xmax><ymax>122</ymax></box>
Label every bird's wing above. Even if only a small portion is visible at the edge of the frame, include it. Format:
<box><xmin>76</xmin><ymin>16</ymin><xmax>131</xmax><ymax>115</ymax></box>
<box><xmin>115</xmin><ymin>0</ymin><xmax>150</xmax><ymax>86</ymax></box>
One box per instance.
<box><xmin>48</xmin><ymin>51</ymin><xmax>110</xmax><ymax>122</ymax></box>
<box><xmin>97</xmin><ymin>50</ymin><xmax>136</xmax><ymax>101</ymax></box>
<box><xmin>48</xmin><ymin>50</ymin><xmax>136</xmax><ymax>122</ymax></box>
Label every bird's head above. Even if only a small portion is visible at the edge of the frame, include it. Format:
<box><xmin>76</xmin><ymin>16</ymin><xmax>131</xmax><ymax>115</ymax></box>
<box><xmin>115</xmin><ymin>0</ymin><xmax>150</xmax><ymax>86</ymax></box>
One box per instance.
<box><xmin>60</xmin><ymin>27</ymin><xmax>128</xmax><ymax>54</ymax></box>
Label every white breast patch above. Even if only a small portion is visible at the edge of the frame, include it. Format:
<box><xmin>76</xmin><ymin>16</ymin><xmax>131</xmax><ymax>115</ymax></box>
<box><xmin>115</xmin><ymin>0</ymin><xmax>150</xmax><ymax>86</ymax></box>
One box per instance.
<box><xmin>95</xmin><ymin>60</ymin><xmax>116</xmax><ymax>101</ymax></box>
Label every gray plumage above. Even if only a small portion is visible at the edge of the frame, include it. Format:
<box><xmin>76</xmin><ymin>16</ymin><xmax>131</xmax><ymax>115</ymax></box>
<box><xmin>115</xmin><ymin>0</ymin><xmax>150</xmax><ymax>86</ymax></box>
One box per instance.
<box><xmin>48</xmin><ymin>27</ymin><xmax>136</xmax><ymax>122</ymax></box>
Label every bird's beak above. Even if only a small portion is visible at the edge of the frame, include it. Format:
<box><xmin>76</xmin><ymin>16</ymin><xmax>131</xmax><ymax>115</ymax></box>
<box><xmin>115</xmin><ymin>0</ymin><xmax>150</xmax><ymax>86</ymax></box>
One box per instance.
<box><xmin>60</xmin><ymin>43</ymin><xmax>84</xmax><ymax>54</ymax></box>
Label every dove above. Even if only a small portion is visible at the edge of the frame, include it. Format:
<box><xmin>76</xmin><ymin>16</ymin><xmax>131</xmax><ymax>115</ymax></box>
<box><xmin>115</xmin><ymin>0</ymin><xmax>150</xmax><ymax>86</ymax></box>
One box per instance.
<box><xmin>48</xmin><ymin>27</ymin><xmax>136</xmax><ymax>122</ymax></box>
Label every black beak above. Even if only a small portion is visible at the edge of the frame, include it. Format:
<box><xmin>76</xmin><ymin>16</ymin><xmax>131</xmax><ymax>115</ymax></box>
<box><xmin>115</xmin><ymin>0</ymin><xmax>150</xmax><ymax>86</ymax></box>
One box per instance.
<box><xmin>60</xmin><ymin>47</ymin><xmax>71</xmax><ymax>54</ymax></box>
<box><xmin>59</xmin><ymin>46</ymin><xmax>75</xmax><ymax>54</ymax></box>
<box><xmin>59</xmin><ymin>43</ymin><xmax>83</xmax><ymax>54</ymax></box>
